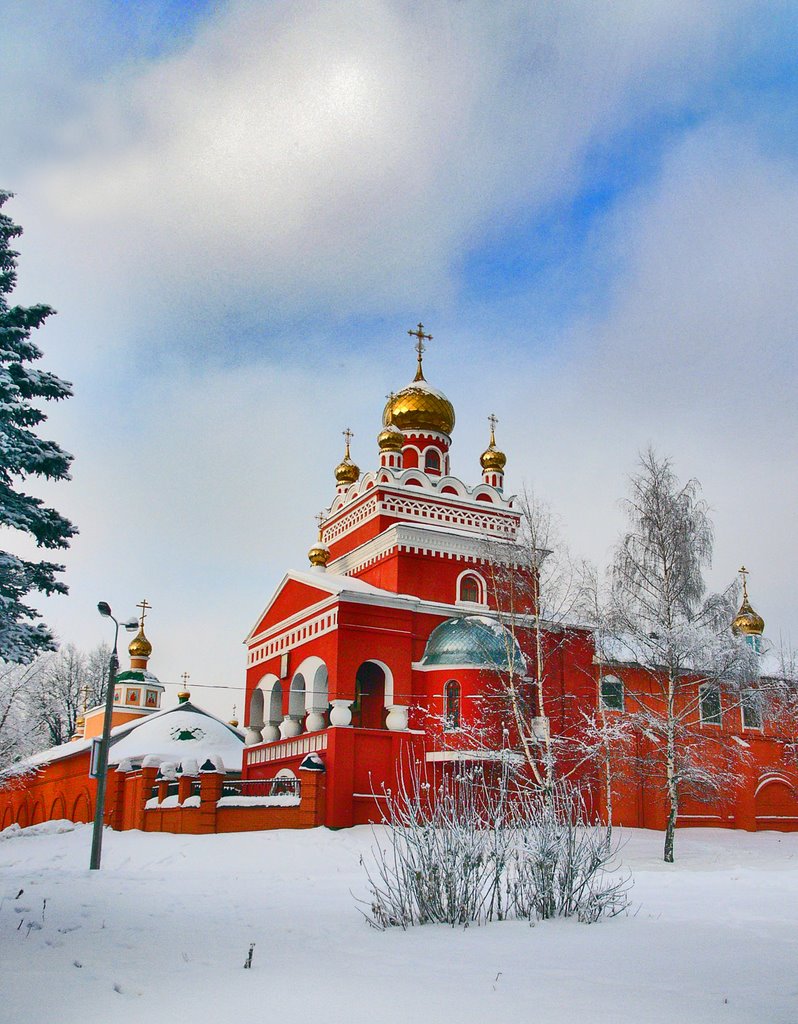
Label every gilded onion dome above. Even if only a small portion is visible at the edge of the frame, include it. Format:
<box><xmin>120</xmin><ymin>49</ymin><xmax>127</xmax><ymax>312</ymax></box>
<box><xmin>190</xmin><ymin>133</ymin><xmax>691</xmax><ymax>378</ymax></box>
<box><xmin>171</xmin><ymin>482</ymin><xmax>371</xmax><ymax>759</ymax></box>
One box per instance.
<box><xmin>334</xmin><ymin>429</ymin><xmax>360</xmax><ymax>485</ymax></box>
<box><xmin>378</xmin><ymin>424</ymin><xmax>404</xmax><ymax>452</ymax></box>
<box><xmin>308</xmin><ymin>513</ymin><xmax>331</xmax><ymax>568</ymax></box>
<box><xmin>732</xmin><ymin>567</ymin><xmax>765</xmax><ymax>636</ymax></box>
<box><xmin>128</xmin><ymin>626</ymin><xmax>152</xmax><ymax>660</ymax></box>
<box><xmin>480</xmin><ymin>416</ymin><xmax>506</xmax><ymax>473</ymax></box>
<box><xmin>308</xmin><ymin>541</ymin><xmax>331</xmax><ymax>568</ymax></box>
<box><xmin>383</xmin><ymin>382</ymin><xmax>455</xmax><ymax>436</ymax></box>
<box><xmin>383</xmin><ymin>329</ymin><xmax>455</xmax><ymax>435</ymax></box>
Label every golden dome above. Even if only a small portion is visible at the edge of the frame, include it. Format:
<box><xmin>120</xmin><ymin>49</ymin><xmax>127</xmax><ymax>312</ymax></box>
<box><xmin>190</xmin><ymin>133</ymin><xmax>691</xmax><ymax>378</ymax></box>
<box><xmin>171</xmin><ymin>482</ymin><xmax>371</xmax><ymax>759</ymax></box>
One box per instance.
<box><xmin>128</xmin><ymin>627</ymin><xmax>152</xmax><ymax>660</ymax></box>
<box><xmin>383</xmin><ymin>376</ymin><xmax>455</xmax><ymax>436</ymax></box>
<box><xmin>732</xmin><ymin>567</ymin><xmax>765</xmax><ymax>636</ymax></box>
<box><xmin>334</xmin><ymin>429</ymin><xmax>360</xmax><ymax>485</ymax></box>
<box><xmin>308</xmin><ymin>542</ymin><xmax>331</xmax><ymax>568</ymax></box>
<box><xmin>480</xmin><ymin>416</ymin><xmax>506</xmax><ymax>473</ymax></box>
<box><xmin>378</xmin><ymin>425</ymin><xmax>404</xmax><ymax>452</ymax></box>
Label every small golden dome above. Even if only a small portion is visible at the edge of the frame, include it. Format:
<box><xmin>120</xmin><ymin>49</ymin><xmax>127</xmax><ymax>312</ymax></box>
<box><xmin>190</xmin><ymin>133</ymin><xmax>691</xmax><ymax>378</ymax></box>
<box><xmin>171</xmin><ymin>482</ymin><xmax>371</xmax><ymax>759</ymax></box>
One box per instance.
<box><xmin>480</xmin><ymin>415</ymin><xmax>506</xmax><ymax>473</ymax></box>
<box><xmin>732</xmin><ymin>567</ymin><xmax>765</xmax><ymax>636</ymax></box>
<box><xmin>308</xmin><ymin>542</ymin><xmax>331</xmax><ymax>568</ymax></box>
<box><xmin>334</xmin><ymin>428</ymin><xmax>360</xmax><ymax>485</ymax></box>
<box><xmin>378</xmin><ymin>425</ymin><xmax>404</xmax><ymax>452</ymax></box>
<box><xmin>128</xmin><ymin>627</ymin><xmax>152</xmax><ymax>660</ymax></box>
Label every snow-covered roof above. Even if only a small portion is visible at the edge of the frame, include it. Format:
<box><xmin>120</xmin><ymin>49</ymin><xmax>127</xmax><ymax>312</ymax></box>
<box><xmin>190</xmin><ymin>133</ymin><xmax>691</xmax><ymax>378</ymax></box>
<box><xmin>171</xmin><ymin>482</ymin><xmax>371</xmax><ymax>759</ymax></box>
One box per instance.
<box><xmin>18</xmin><ymin>701</ymin><xmax>245</xmax><ymax>773</ymax></box>
<box><xmin>107</xmin><ymin>703</ymin><xmax>244</xmax><ymax>770</ymax></box>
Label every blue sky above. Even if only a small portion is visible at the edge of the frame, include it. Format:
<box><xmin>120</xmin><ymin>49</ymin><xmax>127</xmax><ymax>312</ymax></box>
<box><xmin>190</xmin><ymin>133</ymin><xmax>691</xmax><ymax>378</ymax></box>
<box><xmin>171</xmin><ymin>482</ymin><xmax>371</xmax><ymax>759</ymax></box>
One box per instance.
<box><xmin>2</xmin><ymin>1</ymin><xmax>796</xmax><ymax>712</ymax></box>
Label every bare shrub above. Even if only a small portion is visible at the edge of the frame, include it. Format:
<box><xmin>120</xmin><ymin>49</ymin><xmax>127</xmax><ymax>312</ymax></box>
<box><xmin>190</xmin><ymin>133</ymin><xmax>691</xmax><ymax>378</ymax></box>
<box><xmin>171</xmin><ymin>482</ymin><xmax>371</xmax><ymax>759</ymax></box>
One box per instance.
<box><xmin>360</xmin><ymin>759</ymin><xmax>631</xmax><ymax>929</ymax></box>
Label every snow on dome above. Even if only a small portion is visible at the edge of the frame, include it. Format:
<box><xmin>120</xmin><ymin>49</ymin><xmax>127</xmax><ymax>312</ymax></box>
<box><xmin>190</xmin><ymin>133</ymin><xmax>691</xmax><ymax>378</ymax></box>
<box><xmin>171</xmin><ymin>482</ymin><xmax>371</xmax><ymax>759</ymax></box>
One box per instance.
<box><xmin>421</xmin><ymin>615</ymin><xmax>526</xmax><ymax>672</ymax></box>
<box><xmin>108</xmin><ymin>703</ymin><xmax>244</xmax><ymax>771</ymax></box>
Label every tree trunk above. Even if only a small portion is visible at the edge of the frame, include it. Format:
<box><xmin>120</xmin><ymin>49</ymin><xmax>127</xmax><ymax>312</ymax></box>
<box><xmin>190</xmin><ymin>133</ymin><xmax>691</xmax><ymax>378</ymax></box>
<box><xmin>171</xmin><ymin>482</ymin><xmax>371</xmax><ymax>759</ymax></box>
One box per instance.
<box><xmin>664</xmin><ymin>674</ymin><xmax>678</xmax><ymax>863</ymax></box>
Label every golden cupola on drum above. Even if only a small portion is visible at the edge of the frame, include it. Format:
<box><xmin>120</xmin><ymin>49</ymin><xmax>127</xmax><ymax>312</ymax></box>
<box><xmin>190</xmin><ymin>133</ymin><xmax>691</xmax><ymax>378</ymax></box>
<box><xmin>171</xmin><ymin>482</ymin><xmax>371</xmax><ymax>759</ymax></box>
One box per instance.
<box><xmin>732</xmin><ymin>566</ymin><xmax>765</xmax><ymax>651</ymax></box>
<box><xmin>334</xmin><ymin>428</ymin><xmax>360</xmax><ymax>493</ymax></box>
<box><xmin>382</xmin><ymin>323</ymin><xmax>455</xmax><ymax>478</ymax></box>
<box><xmin>480</xmin><ymin>414</ymin><xmax>507</xmax><ymax>491</ymax></box>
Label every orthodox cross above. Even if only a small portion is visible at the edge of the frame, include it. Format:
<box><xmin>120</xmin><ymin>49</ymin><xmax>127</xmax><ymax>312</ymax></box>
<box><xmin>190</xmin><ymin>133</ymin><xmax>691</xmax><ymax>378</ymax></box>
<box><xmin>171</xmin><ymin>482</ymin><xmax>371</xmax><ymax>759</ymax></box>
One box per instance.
<box><xmin>342</xmin><ymin>427</ymin><xmax>353</xmax><ymax>456</ymax></box>
<box><xmin>407</xmin><ymin>322</ymin><xmax>432</xmax><ymax>379</ymax></box>
<box><xmin>180</xmin><ymin>672</ymin><xmax>190</xmax><ymax>688</ymax></box>
<box><xmin>315</xmin><ymin>511</ymin><xmax>326</xmax><ymax>539</ymax></box>
<box><xmin>738</xmin><ymin>565</ymin><xmax>749</xmax><ymax>600</ymax></box>
<box><xmin>136</xmin><ymin>598</ymin><xmax>151</xmax><ymax>628</ymax></box>
<box><xmin>488</xmin><ymin>413</ymin><xmax>498</xmax><ymax>445</ymax></box>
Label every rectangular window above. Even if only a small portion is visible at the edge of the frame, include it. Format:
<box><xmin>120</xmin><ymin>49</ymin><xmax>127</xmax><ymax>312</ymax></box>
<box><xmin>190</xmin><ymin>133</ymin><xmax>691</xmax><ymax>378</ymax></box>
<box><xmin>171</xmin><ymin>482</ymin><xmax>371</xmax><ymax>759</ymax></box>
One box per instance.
<box><xmin>600</xmin><ymin>675</ymin><xmax>624</xmax><ymax>711</ymax></box>
<box><xmin>741</xmin><ymin>689</ymin><xmax>763</xmax><ymax>730</ymax></box>
<box><xmin>699</xmin><ymin>685</ymin><xmax>722</xmax><ymax>726</ymax></box>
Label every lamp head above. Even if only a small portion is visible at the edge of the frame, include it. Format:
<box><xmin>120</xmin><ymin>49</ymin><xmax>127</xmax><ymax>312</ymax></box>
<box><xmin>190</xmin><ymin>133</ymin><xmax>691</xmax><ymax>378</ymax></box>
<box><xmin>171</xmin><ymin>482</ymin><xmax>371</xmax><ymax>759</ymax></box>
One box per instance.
<box><xmin>123</xmin><ymin>619</ymin><xmax>139</xmax><ymax>632</ymax></box>
<box><xmin>97</xmin><ymin>601</ymin><xmax>112</xmax><ymax>618</ymax></box>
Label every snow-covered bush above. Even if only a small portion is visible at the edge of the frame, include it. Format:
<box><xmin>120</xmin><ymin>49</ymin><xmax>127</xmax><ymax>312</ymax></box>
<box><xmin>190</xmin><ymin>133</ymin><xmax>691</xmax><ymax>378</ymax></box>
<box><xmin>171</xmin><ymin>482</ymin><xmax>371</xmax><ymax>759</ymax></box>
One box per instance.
<box><xmin>360</xmin><ymin>760</ymin><xmax>630</xmax><ymax>929</ymax></box>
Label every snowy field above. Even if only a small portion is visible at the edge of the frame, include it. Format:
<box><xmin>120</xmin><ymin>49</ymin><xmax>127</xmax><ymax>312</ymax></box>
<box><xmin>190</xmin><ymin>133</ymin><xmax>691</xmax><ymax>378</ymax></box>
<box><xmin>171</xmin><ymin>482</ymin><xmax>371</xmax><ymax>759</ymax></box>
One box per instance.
<box><xmin>1</xmin><ymin>823</ymin><xmax>796</xmax><ymax>1024</ymax></box>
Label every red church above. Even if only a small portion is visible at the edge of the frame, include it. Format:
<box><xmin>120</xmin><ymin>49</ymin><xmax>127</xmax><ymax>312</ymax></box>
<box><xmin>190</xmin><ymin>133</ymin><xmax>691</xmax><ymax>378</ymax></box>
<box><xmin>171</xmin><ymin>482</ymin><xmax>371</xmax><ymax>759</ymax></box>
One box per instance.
<box><xmin>240</xmin><ymin>325</ymin><xmax>798</xmax><ymax>832</ymax></box>
<box><xmin>3</xmin><ymin>324</ymin><xmax>795</xmax><ymax>837</ymax></box>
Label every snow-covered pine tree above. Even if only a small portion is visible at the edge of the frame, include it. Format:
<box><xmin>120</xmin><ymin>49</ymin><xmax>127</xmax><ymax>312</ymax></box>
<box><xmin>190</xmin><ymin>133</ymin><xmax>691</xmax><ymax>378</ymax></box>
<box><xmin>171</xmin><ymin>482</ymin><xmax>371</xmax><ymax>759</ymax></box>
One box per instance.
<box><xmin>0</xmin><ymin>192</ymin><xmax>76</xmax><ymax>663</ymax></box>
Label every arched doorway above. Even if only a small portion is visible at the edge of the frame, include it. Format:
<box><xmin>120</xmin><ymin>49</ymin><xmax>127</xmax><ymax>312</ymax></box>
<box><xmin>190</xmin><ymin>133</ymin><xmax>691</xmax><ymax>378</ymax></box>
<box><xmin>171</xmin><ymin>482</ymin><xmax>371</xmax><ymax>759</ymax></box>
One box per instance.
<box><xmin>354</xmin><ymin>662</ymin><xmax>386</xmax><ymax>729</ymax></box>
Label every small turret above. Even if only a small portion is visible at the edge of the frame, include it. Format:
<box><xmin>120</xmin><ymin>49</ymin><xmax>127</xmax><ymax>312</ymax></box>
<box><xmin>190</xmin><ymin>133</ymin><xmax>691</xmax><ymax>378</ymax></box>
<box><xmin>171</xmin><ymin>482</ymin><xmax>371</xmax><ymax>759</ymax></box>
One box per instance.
<box><xmin>308</xmin><ymin>512</ymin><xmax>331</xmax><ymax>570</ymax></box>
<box><xmin>334</xmin><ymin>428</ymin><xmax>360</xmax><ymax>492</ymax></box>
<box><xmin>732</xmin><ymin>566</ymin><xmax>765</xmax><ymax>652</ymax></box>
<box><xmin>480</xmin><ymin>414</ymin><xmax>506</xmax><ymax>490</ymax></box>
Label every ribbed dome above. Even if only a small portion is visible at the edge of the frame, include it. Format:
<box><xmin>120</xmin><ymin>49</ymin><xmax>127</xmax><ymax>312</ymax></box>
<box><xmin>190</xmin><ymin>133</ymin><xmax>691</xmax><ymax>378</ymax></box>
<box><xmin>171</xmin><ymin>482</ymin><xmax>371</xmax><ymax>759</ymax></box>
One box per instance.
<box><xmin>383</xmin><ymin>378</ymin><xmax>455</xmax><ymax>436</ymax></box>
<box><xmin>732</xmin><ymin>568</ymin><xmax>765</xmax><ymax>637</ymax></box>
<box><xmin>480</xmin><ymin>444</ymin><xmax>506</xmax><ymax>473</ymax></box>
<box><xmin>308</xmin><ymin>542</ymin><xmax>331</xmax><ymax>568</ymax></box>
<box><xmin>378</xmin><ymin>424</ymin><xmax>405</xmax><ymax>452</ymax></box>
<box><xmin>421</xmin><ymin>616</ymin><xmax>525</xmax><ymax>672</ymax></box>
<box><xmin>732</xmin><ymin>597</ymin><xmax>765</xmax><ymax>637</ymax></box>
<box><xmin>334</xmin><ymin>457</ymin><xmax>359</xmax><ymax>485</ymax></box>
<box><xmin>128</xmin><ymin>628</ymin><xmax>152</xmax><ymax>660</ymax></box>
<box><xmin>334</xmin><ymin>431</ymin><xmax>360</xmax><ymax>485</ymax></box>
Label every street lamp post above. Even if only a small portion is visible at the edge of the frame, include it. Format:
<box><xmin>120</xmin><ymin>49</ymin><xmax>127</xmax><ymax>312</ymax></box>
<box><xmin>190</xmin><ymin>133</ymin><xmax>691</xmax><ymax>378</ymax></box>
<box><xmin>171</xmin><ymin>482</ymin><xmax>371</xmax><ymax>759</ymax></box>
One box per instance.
<box><xmin>90</xmin><ymin>602</ymin><xmax>137</xmax><ymax>871</ymax></box>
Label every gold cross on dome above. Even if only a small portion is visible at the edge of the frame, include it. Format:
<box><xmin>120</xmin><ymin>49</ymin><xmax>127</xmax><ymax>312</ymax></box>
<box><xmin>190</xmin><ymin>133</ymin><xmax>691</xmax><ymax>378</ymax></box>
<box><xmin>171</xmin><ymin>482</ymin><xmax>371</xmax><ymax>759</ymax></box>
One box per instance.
<box><xmin>136</xmin><ymin>598</ymin><xmax>151</xmax><ymax>628</ymax></box>
<box><xmin>738</xmin><ymin>565</ymin><xmax>749</xmax><ymax>600</ymax></box>
<box><xmin>181</xmin><ymin>672</ymin><xmax>190</xmax><ymax>687</ymax></box>
<box><xmin>408</xmin><ymin>322</ymin><xmax>432</xmax><ymax>354</ymax></box>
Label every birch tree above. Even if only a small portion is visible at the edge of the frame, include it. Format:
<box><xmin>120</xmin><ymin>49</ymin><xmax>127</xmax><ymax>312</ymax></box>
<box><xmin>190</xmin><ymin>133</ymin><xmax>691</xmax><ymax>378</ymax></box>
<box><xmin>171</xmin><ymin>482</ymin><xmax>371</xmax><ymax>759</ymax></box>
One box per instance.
<box><xmin>479</xmin><ymin>489</ymin><xmax>587</xmax><ymax>791</ymax></box>
<box><xmin>600</xmin><ymin>448</ymin><xmax>757</xmax><ymax>863</ymax></box>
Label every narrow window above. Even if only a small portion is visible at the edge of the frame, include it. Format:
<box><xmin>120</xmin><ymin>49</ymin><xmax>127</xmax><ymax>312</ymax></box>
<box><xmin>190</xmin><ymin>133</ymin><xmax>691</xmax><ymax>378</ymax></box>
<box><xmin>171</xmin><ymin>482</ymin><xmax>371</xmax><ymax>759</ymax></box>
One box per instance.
<box><xmin>600</xmin><ymin>675</ymin><xmax>624</xmax><ymax>711</ymax></box>
<box><xmin>459</xmin><ymin>575</ymin><xmax>480</xmax><ymax>603</ymax></box>
<box><xmin>699</xmin><ymin>685</ymin><xmax>722</xmax><ymax>726</ymax></box>
<box><xmin>424</xmin><ymin>449</ymin><xmax>441</xmax><ymax>474</ymax></box>
<box><xmin>444</xmin><ymin>680</ymin><xmax>461</xmax><ymax>731</ymax></box>
<box><xmin>741</xmin><ymin>688</ymin><xmax>763</xmax><ymax>730</ymax></box>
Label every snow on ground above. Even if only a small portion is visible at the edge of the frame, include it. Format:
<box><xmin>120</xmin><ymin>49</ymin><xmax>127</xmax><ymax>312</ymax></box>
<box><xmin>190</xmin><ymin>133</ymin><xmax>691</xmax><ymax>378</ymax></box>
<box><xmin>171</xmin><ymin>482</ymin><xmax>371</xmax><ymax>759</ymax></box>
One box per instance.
<box><xmin>1</xmin><ymin>823</ymin><xmax>796</xmax><ymax>1024</ymax></box>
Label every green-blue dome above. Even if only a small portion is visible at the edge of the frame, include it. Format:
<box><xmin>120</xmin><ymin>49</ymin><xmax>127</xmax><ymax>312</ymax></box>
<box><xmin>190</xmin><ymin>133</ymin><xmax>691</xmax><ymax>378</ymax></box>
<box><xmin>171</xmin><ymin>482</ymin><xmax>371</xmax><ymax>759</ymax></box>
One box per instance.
<box><xmin>421</xmin><ymin>616</ymin><xmax>526</xmax><ymax>672</ymax></box>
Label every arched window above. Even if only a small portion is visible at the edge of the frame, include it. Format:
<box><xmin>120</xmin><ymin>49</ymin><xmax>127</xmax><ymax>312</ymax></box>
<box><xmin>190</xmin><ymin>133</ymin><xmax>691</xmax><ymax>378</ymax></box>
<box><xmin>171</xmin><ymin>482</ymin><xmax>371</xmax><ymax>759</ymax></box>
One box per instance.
<box><xmin>459</xmin><ymin>574</ymin><xmax>481</xmax><ymax>604</ymax></box>
<box><xmin>444</xmin><ymin>679</ymin><xmax>461</xmax><ymax>731</ymax></box>
<box><xmin>424</xmin><ymin>449</ymin><xmax>441</xmax><ymax>474</ymax></box>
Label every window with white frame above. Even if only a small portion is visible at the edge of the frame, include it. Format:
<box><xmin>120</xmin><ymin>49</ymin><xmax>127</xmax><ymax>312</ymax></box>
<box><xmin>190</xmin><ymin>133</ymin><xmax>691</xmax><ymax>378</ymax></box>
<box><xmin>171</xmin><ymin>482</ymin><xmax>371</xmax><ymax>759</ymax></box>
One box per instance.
<box><xmin>699</xmin><ymin>685</ymin><xmax>722</xmax><ymax>726</ymax></box>
<box><xmin>444</xmin><ymin>679</ymin><xmax>461</xmax><ymax>731</ymax></box>
<box><xmin>459</xmin><ymin>574</ymin><xmax>481</xmax><ymax>604</ymax></box>
<box><xmin>600</xmin><ymin>674</ymin><xmax>624</xmax><ymax>711</ymax></box>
